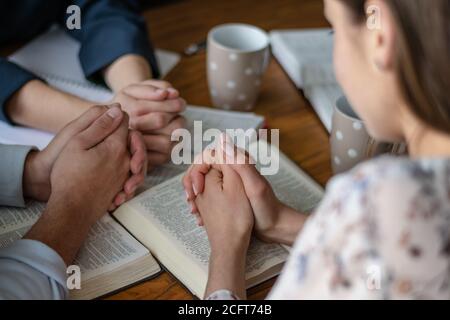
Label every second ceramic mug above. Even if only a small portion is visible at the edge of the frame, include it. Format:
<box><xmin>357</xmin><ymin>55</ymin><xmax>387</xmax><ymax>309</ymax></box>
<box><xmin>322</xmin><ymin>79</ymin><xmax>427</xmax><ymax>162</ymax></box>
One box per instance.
<box><xmin>207</xmin><ymin>23</ymin><xmax>270</xmax><ymax>111</ymax></box>
<box><xmin>330</xmin><ymin>96</ymin><xmax>397</xmax><ymax>175</ymax></box>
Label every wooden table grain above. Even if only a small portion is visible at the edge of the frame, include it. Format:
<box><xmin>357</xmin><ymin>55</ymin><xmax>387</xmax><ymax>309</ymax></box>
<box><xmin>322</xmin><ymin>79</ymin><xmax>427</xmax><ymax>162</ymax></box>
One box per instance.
<box><xmin>107</xmin><ymin>0</ymin><xmax>331</xmax><ymax>300</ymax></box>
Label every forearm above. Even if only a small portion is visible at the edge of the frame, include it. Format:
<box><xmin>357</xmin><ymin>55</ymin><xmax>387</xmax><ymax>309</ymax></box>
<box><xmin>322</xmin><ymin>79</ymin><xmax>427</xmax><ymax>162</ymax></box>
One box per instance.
<box><xmin>6</xmin><ymin>80</ymin><xmax>93</xmax><ymax>133</ymax></box>
<box><xmin>205</xmin><ymin>244</ymin><xmax>248</xmax><ymax>300</ymax></box>
<box><xmin>25</xmin><ymin>198</ymin><xmax>95</xmax><ymax>265</ymax></box>
<box><xmin>104</xmin><ymin>54</ymin><xmax>153</xmax><ymax>92</ymax></box>
<box><xmin>264</xmin><ymin>206</ymin><xmax>308</xmax><ymax>246</ymax></box>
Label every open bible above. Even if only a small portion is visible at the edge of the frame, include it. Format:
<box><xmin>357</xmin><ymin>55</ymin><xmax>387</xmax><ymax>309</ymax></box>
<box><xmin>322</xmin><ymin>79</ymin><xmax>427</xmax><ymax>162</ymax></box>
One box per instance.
<box><xmin>112</xmin><ymin>140</ymin><xmax>324</xmax><ymax>298</ymax></box>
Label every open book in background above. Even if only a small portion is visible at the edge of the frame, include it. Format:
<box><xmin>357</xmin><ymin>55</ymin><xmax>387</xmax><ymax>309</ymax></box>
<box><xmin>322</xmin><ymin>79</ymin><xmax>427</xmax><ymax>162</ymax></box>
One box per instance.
<box><xmin>113</xmin><ymin>140</ymin><xmax>324</xmax><ymax>298</ymax></box>
<box><xmin>270</xmin><ymin>28</ymin><xmax>344</xmax><ymax>132</ymax></box>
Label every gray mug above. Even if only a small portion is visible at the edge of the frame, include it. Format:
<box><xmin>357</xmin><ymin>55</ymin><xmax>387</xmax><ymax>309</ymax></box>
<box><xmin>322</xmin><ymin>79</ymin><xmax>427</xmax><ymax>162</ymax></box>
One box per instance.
<box><xmin>330</xmin><ymin>96</ymin><xmax>402</xmax><ymax>174</ymax></box>
<box><xmin>207</xmin><ymin>23</ymin><xmax>270</xmax><ymax>111</ymax></box>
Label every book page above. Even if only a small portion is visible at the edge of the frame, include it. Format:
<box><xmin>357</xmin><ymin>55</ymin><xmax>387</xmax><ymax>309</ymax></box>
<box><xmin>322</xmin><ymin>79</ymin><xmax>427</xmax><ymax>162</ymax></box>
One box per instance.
<box><xmin>72</xmin><ymin>214</ymin><xmax>150</xmax><ymax>280</ymax></box>
<box><xmin>141</xmin><ymin>106</ymin><xmax>264</xmax><ymax>190</ymax></box>
<box><xmin>184</xmin><ymin>106</ymin><xmax>264</xmax><ymax>132</ymax></box>
<box><xmin>251</xmin><ymin>140</ymin><xmax>324</xmax><ymax>213</ymax></box>
<box><xmin>124</xmin><ymin>175</ymin><xmax>288</xmax><ymax>276</ymax></box>
<box><xmin>0</xmin><ymin>202</ymin><xmax>150</xmax><ymax>281</ymax></box>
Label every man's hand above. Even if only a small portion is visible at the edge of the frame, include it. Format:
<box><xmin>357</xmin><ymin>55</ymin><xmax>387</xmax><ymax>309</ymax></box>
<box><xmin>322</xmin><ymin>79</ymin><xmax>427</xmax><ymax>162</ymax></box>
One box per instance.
<box><xmin>25</xmin><ymin>105</ymin><xmax>134</xmax><ymax>264</ymax></box>
<box><xmin>112</xmin><ymin>80</ymin><xmax>186</xmax><ymax>169</ymax></box>
<box><xmin>22</xmin><ymin>104</ymin><xmax>147</xmax><ymax>209</ymax></box>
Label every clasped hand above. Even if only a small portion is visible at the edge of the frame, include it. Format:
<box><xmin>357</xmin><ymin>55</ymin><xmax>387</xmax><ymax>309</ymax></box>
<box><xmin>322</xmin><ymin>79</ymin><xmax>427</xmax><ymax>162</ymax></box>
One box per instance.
<box><xmin>113</xmin><ymin>80</ymin><xmax>187</xmax><ymax>170</ymax></box>
<box><xmin>24</xmin><ymin>104</ymin><xmax>147</xmax><ymax>214</ymax></box>
<box><xmin>183</xmin><ymin>134</ymin><xmax>290</xmax><ymax>252</ymax></box>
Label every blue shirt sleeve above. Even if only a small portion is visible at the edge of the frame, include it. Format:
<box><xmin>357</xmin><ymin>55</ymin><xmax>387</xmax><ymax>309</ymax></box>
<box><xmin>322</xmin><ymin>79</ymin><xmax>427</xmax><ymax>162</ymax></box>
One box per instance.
<box><xmin>63</xmin><ymin>0</ymin><xmax>160</xmax><ymax>81</ymax></box>
<box><xmin>0</xmin><ymin>239</ymin><xmax>68</xmax><ymax>300</ymax></box>
<box><xmin>0</xmin><ymin>58</ymin><xmax>39</xmax><ymax>124</ymax></box>
<box><xmin>0</xmin><ymin>144</ymin><xmax>37</xmax><ymax>208</ymax></box>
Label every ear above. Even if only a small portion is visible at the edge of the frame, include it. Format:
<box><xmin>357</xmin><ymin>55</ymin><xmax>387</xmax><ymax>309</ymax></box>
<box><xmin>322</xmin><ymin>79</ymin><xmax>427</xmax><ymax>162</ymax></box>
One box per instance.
<box><xmin>365</xmin><ymin>0</ymin><xmax>397</xmax><ymax>72</ymax></box>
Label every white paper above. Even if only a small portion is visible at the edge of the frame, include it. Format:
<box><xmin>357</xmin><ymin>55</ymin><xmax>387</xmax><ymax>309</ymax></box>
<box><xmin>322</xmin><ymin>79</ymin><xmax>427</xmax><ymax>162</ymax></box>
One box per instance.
<box><xmin>8</xmin><ymin>25</ymin><xmax>180</xmax><ymax>88</ymax></box>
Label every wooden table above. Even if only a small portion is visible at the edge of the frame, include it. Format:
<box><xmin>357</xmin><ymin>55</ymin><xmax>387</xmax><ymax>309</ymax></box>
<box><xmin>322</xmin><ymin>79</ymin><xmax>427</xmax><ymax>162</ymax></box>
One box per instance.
<box><xmin>107</xmin><ymin>0</ymin><xmax>331</xmax><ymax>300</ymax></box>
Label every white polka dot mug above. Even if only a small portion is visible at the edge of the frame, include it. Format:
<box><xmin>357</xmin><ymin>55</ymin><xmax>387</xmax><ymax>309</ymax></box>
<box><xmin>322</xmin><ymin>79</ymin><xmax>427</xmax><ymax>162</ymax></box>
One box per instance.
<box><xmin>331</xmin><ymin>96</ymin><xmax>396</xmax><ymax>175</ymax></box>
<box><xmin>207</xmin><ymin>23</ymin><xmax>270</xmax><ymax>111</ymax></box>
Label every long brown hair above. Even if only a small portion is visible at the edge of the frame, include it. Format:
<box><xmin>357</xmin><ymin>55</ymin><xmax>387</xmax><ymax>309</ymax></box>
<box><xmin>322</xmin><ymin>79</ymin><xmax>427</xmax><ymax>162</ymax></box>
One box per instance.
<box><xmin>339</xmin><ymin>0</ymin><xmax>450</xmax><ymax>134</ymax></box>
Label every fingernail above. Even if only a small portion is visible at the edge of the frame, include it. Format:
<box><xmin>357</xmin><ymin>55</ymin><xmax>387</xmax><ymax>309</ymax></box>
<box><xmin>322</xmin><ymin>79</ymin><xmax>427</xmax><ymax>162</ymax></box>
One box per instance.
<box><xmin>167</xmin><ymin>88</ymin><xmax>178</xmax><ymax>95</ymax></box>
<box><xmin>190</xmin><ymin>203</ymin><xmax>196</xmax><ymax>213</ymax></box>
<box><xmin>185</xmin><ymin>190</ymin><xmax>190</xmax><ymax>200</ymax></box>
<box><xmin>193</xmin><ymin>184</ymin><xmax>198</xmax><ymax>196</ymax></box>
<box><xmin>156</xmin><ymin>88</ymin><xmax>166</xmax><ymax>94</ymax></box>
<box><xmin>107</xmin><ymin>106</ymin><xmax>122</xmax><ymax>118</ymax></box>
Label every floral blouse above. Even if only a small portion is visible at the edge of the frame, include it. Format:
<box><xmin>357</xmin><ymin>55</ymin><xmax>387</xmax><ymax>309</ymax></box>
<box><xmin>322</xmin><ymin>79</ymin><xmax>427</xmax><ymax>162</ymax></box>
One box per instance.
<box><xmin>207</xmin><ymin>156</ymin><xmax>450</xmax><ymax>300</ymax></box>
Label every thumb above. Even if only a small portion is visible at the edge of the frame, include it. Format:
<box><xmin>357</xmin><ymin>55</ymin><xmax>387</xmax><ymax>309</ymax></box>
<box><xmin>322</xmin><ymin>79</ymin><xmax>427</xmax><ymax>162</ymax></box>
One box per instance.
<box><xmin>42</xmin><ymin>105</ymin><xmax>108</xmax><ymax>161</ymax></box>
<box><xmin>76</xmin><ymin>104</ymin><xmax>124</xmax><ymax>149</ymax></box>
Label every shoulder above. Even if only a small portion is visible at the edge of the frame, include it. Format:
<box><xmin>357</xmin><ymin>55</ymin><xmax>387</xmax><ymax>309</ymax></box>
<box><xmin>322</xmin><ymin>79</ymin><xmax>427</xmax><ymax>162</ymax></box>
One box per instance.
<box><xmin>272</xmin><ymin>157</ymin><xmax>450</xmax><ymax>299</ymax></box>
<box><xmin>320</xmin><ymin>156</ymin><xmax>450</xmax><ymax>238</ymax></box>
<box><xmin>326</xmin><ymin>156</ymin><xmax>450</xmax><ymax>207</ymax></box>
<box><xmin>322</xmin><ymin>156</ymin><xmax>450</xmax><ymax>298</ymax></box>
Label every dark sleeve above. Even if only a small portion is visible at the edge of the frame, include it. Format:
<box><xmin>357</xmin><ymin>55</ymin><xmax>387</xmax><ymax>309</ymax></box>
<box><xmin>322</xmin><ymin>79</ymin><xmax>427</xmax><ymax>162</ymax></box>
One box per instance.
<box><xmin>0</xmin><ymin>58</ymin><xmax>39</xmax><ymax>124</ymax></box>
<box><xmin>63</xmin><ymin>0</ymin><xmax>160</xmax><ymax>82</ymax></box>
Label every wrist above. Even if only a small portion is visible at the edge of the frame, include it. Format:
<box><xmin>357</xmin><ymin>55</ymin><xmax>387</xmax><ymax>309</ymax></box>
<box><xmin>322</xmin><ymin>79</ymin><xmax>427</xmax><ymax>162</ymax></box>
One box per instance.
<box><xmin>259</xmin><ymin>205</ymin><xmax>307</xmax><ymax>246</ymax></box>
<box><xmin>104</xmin><ymin>54</ymin><xmax>152</xmax><ymax>92</ymax></box>
<box><xmin>23</xmin><ymin>151</ymin><xmax>51</xmax><ymax>201</ymax></box>
<box><xmin>25</xmin><ymin>198</ymin><xmax>93</xmax><ymax>265</ymax></box>
<box><xmin>210</xmin><ymin>236</ymin><xmax>249</xmax><ymax>262</ymax></box>
<box><xmin>47</xmin><ymin>191</ymin><xmax>98</xmax><ymax>227</ymax></box>
<box><xmin>207</xmin><ymin>242</ymin><xmax>248</xmax><ymax>299</ymax></box>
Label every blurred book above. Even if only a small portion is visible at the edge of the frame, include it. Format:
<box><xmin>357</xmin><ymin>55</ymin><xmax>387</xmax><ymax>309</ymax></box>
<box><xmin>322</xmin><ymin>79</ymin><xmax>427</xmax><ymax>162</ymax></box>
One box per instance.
<box><xmin>270</xmin><ymin>28</ymin><xmax>344</xmax><ymax>133</ymax></box>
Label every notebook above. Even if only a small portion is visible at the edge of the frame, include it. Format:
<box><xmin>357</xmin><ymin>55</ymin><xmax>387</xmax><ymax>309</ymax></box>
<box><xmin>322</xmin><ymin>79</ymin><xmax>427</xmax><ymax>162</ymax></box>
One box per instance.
<box><xmin>8</xmin><ymin>25</ymin><xmax>181</xmax><ymax>103</ymax></box>
<box><xmin>270</xmin><ymin>28</ymin><xmax>344</xmax><ymax>132</ymax></box>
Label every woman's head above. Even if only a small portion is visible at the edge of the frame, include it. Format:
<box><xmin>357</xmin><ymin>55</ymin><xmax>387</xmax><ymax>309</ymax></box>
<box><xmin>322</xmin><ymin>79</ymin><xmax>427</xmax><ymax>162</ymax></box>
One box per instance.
<box><xmin>325</xmin><ymin>0</ymin><xmax>450</xmax><ymax>142</ymax></box>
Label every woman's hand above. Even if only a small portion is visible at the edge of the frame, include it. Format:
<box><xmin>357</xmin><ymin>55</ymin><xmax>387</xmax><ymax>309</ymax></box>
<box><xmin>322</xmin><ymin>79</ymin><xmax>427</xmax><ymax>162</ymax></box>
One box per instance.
<box><xmin>112</xmin><ymin>80</ymin><xmax>187</xmax><ymax>169</ymax></box>
<box><xmin>194</xmin><ymin>165</ymin><xmax>254</xmax><ymax>299</ymax></box>
<box><xmin>22</xmin><ymin>105</ymin><xmax>147</xmax><ymax>209</ymax></box>
<box><xmin>183</xmin><ymin>133</ymin><xmax>307</xmax><ymax>246</ymax></box>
